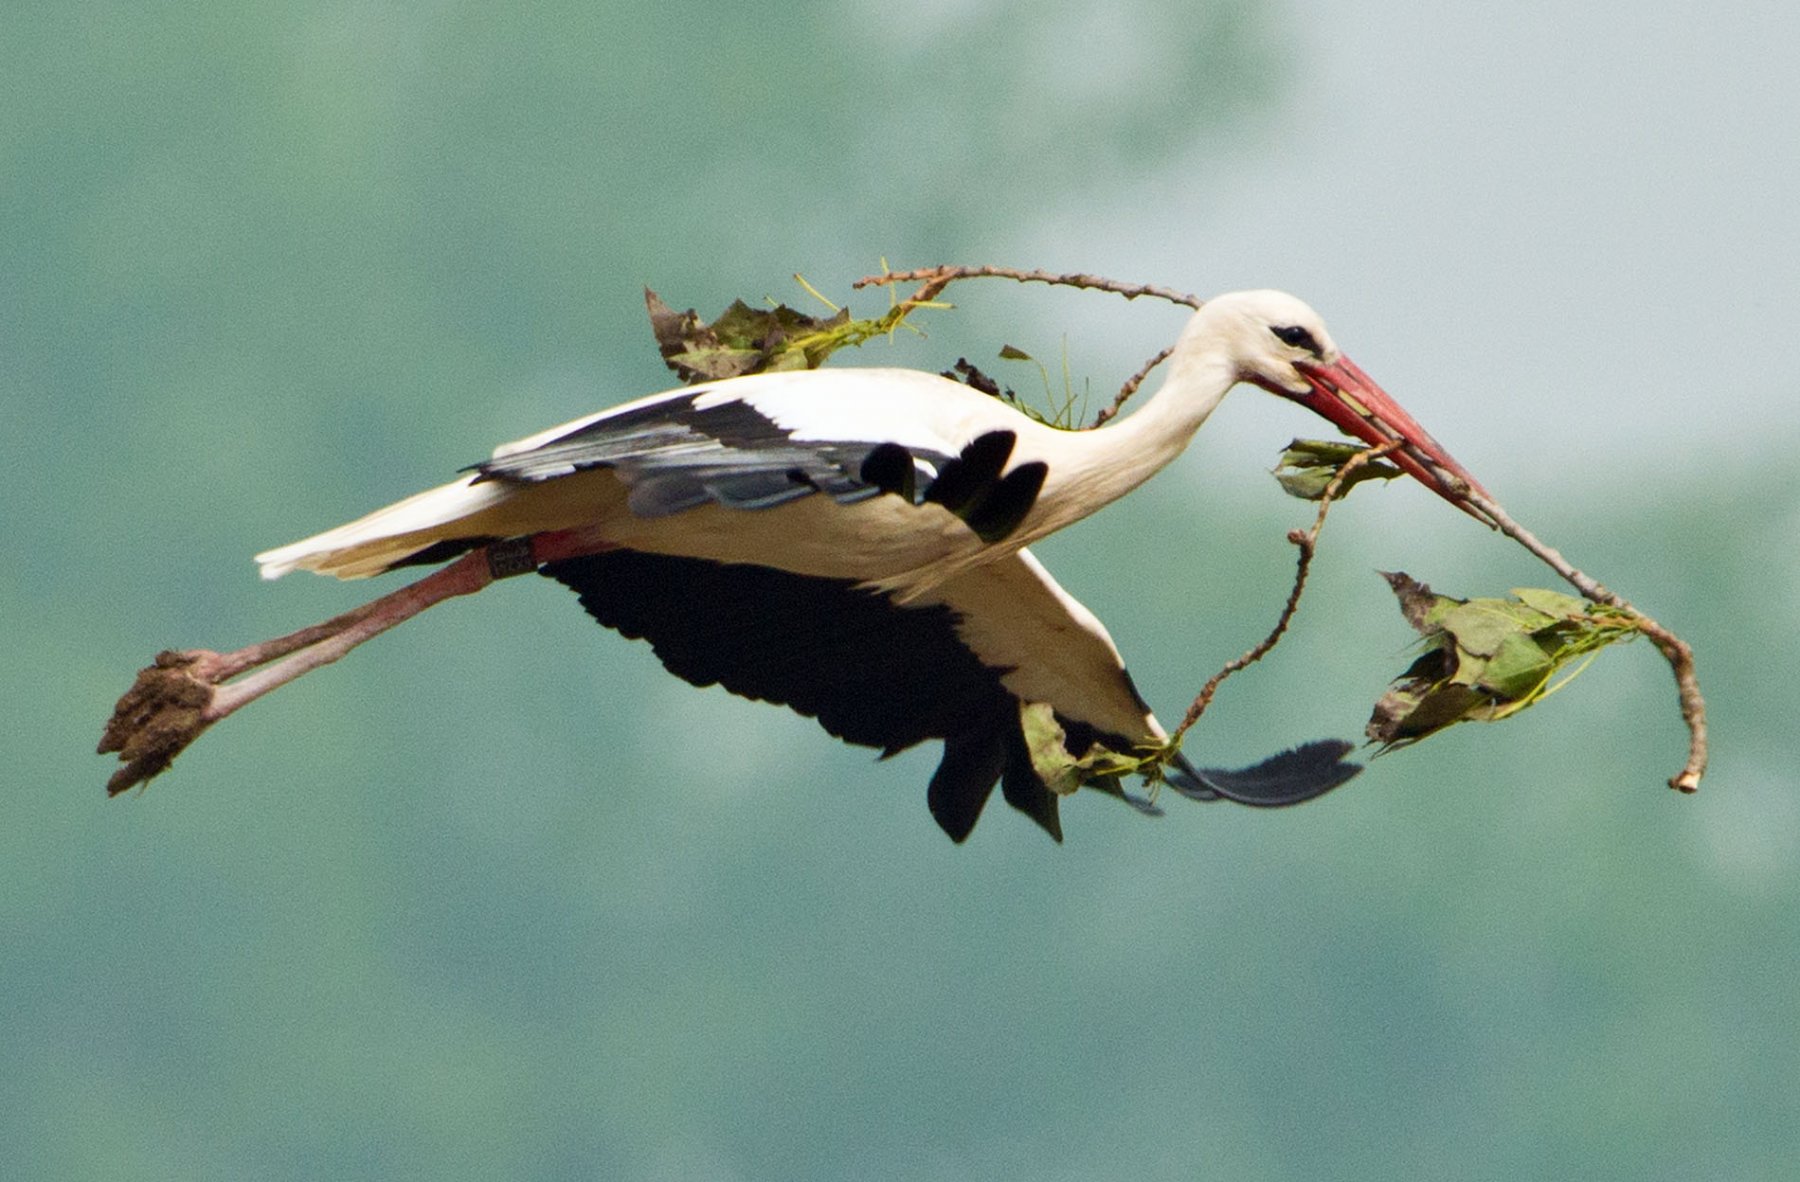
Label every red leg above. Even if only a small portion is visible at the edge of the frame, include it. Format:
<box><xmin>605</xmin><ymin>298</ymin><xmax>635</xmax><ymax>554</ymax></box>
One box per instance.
<box><xmin>98</xmin><ymin>533</ymin><xmax>607</xmax><ymax>795</ymax></box>
<box><xmin>205</xmin><ymin>550</ymin><xmax>498</xmax><ymax>718</ymax></box>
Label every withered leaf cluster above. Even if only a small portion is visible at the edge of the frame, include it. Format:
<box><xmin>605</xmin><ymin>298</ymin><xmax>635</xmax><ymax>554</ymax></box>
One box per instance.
<box><xmin>645</xmin><ymin>289</ymin><xmax>850</xmax><ymax>383</ymax></box>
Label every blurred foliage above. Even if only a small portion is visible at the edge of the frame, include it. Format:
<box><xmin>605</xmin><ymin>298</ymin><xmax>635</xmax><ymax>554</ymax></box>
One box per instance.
<box><xmin>5</xmin><ymin>1</ymin><xmax>1797</xmax><ymax>1180</ymax></box>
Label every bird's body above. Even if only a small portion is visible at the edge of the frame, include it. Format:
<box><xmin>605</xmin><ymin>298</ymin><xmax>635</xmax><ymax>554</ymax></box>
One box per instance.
<box><xmin>103</xmin><ymin>290</ymin><xmax>1486</xmax><ymax>841</ymax></box>
<box><xmin>254</xmin><ymin>364</ymin><xmax>1210</xmax><ymax>591</ymax></box>
<box><xmin>253</xmin><ymin>365</ymin><xmax>1245</xmax><ymax>839</ymax></box>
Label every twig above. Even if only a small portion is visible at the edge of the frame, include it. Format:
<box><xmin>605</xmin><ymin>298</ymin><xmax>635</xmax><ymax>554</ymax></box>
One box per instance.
<box><xmin>856</xmin><ymin>265</ymin><xmax>1198</xmax><ymax>426</ymax></box>
<box><xmin>854</xmin><ymin>265</ymin><xmax>1203</xmax><ymax>309</ymax></box>
<box><xmin>1093</xmin><ymin>347</ymin><xmax>1173</xmax><ymax>428</ymax></box>
<box><xmin>1459</xmin><ymin>488</ymin><xmax>1707</xmax><ymax>793</ymax></box>
<box><xmin>1167</xmin><ymin>441</ymin><xmax>1405</xmax><ymax>748</ymax></box>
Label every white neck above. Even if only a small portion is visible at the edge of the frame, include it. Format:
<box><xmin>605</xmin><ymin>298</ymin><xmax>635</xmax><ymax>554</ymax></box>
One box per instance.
<box><xmin>1022</xmin><ymin>347</ymin><xmax>1240</xmax><ymax>540</ymax></box>
<box><xmin>1006</xmin><ymin>288</ymin><xmax>1339</xmax><ymax>547</ymax></box>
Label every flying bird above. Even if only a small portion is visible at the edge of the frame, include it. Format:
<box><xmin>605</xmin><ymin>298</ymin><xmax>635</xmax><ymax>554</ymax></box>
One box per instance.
<box><xmin>101</xmin><ymin>290</ymin><xmax>1485</xmax><ymax>841</ymax></box>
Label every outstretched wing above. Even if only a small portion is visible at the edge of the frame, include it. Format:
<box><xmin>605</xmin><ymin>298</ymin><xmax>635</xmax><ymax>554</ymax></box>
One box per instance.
<box><xmin>540</xmin><ymin>544</ymin><xmax>1360</xmax><ymax>842</ymax></box>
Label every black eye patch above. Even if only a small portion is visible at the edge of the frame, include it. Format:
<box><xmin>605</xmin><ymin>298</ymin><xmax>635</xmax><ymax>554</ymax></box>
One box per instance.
<box><xmin>1271</xmin><ymin>324</ymin><xmax>1322</xmax><ymax>355</ymax></box>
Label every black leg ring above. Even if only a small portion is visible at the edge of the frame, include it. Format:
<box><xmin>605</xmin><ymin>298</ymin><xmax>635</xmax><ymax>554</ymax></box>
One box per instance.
<box><xmin>486</xmin><ymin>537</ymin><xmax>539</xmax><ymax>579</ymax></box>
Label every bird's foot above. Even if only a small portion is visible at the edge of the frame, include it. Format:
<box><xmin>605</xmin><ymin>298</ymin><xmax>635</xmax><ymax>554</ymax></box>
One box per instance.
<box><xmin>97</xmin><ymin>650</ymin><xmax>230</xmax><ymax>795</ymax></box>
<box><xmin>96</xmin><ymin>547</ymin><xmax>514</xmax><ymax>797</ymax></box>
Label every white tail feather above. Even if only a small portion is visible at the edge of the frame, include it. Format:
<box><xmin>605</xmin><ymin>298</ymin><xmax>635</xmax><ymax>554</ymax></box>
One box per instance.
<box><xmin>255</xmin><ymin>476</ymin><xmax>513</xmax><ymax>580</ymax></box>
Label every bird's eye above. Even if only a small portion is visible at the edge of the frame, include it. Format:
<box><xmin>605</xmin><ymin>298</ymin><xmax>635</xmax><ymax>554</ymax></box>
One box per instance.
<box><xmin>1271</xmin><ymin>324</ymin><xmax>1320</xmax><ymax>354</ymax></box>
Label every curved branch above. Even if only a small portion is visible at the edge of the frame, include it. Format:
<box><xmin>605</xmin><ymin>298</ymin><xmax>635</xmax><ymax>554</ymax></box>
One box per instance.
<box><xmin>1168</xmin><ymin>441</ymin><xmax>1405</xmax><ymax>747</ymax></box>
<box><xmin>1458</xmin><ymin>488</ymin><xmax>1707</xmax><ymax>793</ymax></box>
<box><xmin>855</xmin><ymin>265</ymin><xmax>1197</xmax><ymax>425</ymax></box>
<box><xmin>854</xmin><ymin>265</ymin><xmax>1203</xmax><ymax>309</ymax></box>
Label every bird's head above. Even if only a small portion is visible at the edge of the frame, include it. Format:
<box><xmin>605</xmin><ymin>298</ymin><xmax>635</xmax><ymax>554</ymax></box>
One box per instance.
<box><xmin>1179</xmin><ymin>289</ymin><xmax>1490</xmax><ymax>511</ymax></box>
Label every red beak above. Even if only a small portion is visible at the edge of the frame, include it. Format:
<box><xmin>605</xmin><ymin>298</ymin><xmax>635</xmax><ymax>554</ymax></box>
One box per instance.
<box><xmin>1286</xmin><ymin>353</ymin><xmax>1492</xmax><ymax>521</ymax></box>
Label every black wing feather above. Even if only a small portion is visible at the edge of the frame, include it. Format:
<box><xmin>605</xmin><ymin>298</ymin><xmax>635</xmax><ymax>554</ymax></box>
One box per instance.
<box><xmin>479</xmin><ymin>393</ymin><xmax>940</xmax><ymax>518</ymax></box>
<box><xmin>927</xmin><ymin>731</ymin><xmax>1010</xmax><ymax>843</ymax></box>
<box><xmin>540</xmin><ymin>549</ymin><xmax>1363</xmax><ymax>840</ymax></box>
<box><xmin>481</xmin><ymin>395</ymin><xmax>1047</xmax><ymax>544</ymax></box>
<box><xmin>542</xmin><ymin>549</ymin><xmax>1093</xmax><ymax>840</ymax></box>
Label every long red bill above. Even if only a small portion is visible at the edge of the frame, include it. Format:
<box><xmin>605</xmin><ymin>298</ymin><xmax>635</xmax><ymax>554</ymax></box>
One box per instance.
<box><xmin>1291</xmin><ymin>353</ymin><xmax>1492</xmax><ymax>521</ymax></box>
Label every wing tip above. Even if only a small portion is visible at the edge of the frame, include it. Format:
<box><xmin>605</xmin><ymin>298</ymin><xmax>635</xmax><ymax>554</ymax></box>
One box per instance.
<box><xmin>1168</xmin><ymin>739</ymin><xmax>1362</xmax><ymax>807</ymax></box>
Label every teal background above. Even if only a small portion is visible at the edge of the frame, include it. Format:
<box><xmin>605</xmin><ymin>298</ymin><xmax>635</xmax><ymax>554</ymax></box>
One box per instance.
<box><xmin>6</xmin><ymin>2</ymin><xmax>1798</xmax><ymax>1178</ymax></box>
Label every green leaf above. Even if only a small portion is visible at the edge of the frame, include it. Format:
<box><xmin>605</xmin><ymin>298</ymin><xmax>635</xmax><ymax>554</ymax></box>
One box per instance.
<box><xmin>1018</xmin><ymin>702</ymin><xmax>1147</xmax><ymax>795</ymax></box>
<box><xmin>1273</xmin><ymin>438</ymin><xmax>1405</xmax><ymax>501</ymax></box>
<box><xmin>1366</xmin><ymin>574</ymin><xmax>1641</xmax><ymax>750</ymax></box>
<box><xmin>1020</xmin><ymin>702</ymin><xmax>1085</xmax><ymax>796</ymax></box>
<box><xmin>1439</xmin><ymin>599</ymin><xmax>1555</xmax><ymax>657</ymax></box>
<box><xmin>1511</xmin><ymin>587</ymin><xmax>1590</xmax><ymax>617</ymax></box>
<box><xmin>1478</xmin><ymin>631</ymin><xmax>1556</xmax><ymax>699</ymax></box>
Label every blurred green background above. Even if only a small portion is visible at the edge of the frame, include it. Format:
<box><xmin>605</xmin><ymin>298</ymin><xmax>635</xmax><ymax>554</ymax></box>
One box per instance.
<box><xmin>7</xmin><ymin>1</ymin><xmax>1798</xmax><ymax>1178</ymax></box>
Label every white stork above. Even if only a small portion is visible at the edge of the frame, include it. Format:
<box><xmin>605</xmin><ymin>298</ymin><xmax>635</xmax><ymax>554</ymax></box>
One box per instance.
<box><xmin>104</xmin><ymin>290</ymin><xmax>1485</xmax><ymax>841</ymax></box>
